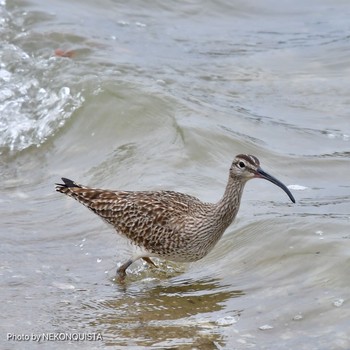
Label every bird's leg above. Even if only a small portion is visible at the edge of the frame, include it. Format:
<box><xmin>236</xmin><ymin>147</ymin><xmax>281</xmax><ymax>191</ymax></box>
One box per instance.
<box><xmin>117</xmin><ymin>259</ymin><xmax>133</xmax><ymax>281</ymax></box>
<box><xmin>117</xmin><ymin>257</ymin><xmax>157</xmax><ymax>282</ymax></box>
<box><xmin>142</xmin><ymin>257</ymin><xmax>157</xmax><ymax>268</ymax></box>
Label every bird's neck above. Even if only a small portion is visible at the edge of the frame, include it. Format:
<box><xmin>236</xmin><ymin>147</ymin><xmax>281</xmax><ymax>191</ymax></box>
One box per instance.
<box><xmin>193</xmin><ymin>175</ymin><xmax>246</xmax><ymax>258</ymax></box>
<box><xmin>215</xmin><ymin>175</ymin><xmax>246</xmax><ymax>226</ymax></box>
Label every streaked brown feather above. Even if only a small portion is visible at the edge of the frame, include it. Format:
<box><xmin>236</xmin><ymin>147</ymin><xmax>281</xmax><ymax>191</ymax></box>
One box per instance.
<box><xmin>55</xmin><ymin>154</ymin><xmax>294</xmax><ymax>277</ymax></box>
<box><xmin>56</xmin><ymin>182</ymin><xmax>213</xmax><ymax>260</ymax></box>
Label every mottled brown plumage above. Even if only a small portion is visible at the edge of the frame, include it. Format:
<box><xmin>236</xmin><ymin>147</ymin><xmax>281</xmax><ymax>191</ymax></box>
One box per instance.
<box><xmin>56</xmin><ymin>154</ymin><xmax>295</xmax><ymax>279</ymax></box>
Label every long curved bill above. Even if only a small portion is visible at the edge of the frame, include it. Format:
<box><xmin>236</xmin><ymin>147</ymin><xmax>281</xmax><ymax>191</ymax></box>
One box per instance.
<box><xmin>256</xmin><ymin>168</ymin><xmax>295</xmax><ymax>203</ymax></box>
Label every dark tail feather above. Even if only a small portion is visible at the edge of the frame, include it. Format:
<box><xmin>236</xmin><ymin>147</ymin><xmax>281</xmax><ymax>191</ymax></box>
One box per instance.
<box><xmin>55</xmin><ymin>177</ymin><xmax>81</xmax><ymax>192</ymax></box>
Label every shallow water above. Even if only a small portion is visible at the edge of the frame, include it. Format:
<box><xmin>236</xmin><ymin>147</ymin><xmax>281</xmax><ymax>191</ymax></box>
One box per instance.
<box><xmin>1</xmin><ymin>0</ymin><xmax>349</xmax><ymax>349</ymax></box>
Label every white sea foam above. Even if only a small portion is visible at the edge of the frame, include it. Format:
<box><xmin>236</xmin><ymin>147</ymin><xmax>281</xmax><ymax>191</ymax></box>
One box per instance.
<box><xmin>0</xmin><ymin>15</ymin><xmax>84</xmax><ymax>153</ymax></box>
<box><xmin>287</xmin><ymin>184</ymin><xmax>308</xmax><ymax>191</ymax></box>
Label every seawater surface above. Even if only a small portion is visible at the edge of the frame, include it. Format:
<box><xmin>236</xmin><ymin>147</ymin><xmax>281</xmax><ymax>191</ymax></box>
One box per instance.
<box><xmin>1</xmin><ymin>0</ymin><xmax>349</xmax><ymax>349</ymax></box>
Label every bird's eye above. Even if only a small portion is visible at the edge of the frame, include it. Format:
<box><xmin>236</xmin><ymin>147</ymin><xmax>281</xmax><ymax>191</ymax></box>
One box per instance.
<box><xmin>238</xmin><ymin>161</ymin><xmax>245</xmax><ymax>168</ymax></box>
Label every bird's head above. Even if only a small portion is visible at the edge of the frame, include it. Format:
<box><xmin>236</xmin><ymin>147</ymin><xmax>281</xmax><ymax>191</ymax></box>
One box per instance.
<box><xmin>230</xmin><ymin>154</ymin><xmax>295</xmax><ymax>203</ymax></box>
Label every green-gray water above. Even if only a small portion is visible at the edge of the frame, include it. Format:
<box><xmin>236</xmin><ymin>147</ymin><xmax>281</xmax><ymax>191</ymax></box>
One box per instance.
<box><xmin>1</xmin><ymin>0</ymin><xmax>349</xmax><ymax>349</ymax></box>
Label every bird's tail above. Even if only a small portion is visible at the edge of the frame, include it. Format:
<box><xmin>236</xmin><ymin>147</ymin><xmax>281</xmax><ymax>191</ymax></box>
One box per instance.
<box><xmin>55</xmin><ymin>177</ymin><xmax>82</xmax><ymax>194</ymax></box>
<box><xmin>55</xmin><ymin>177</ymin><xmax>102</xmax><ymax>211</ymax></box>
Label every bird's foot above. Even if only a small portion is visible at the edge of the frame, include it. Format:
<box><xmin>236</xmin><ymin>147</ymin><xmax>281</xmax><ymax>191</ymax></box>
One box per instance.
<box><xmin>116</xmin><ymin>259</ymin><xmax>133</xmax><ymax>283</ymax></box>
<box><xmin>116</xmin><ymin>267</ymin><xmax>127</xmax><ymax>283</ymax></box>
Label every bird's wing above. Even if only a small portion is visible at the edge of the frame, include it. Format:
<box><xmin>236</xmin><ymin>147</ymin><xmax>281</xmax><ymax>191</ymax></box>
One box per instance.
<box><xmin>58</xmin><ymin>184</ymin><xmax>207</xmax><ymax>252</ymax></box>
<box><xmin>86</xmin><ymin>190</ymin><xmax>200</xmax><ymax>224</ymax></box>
